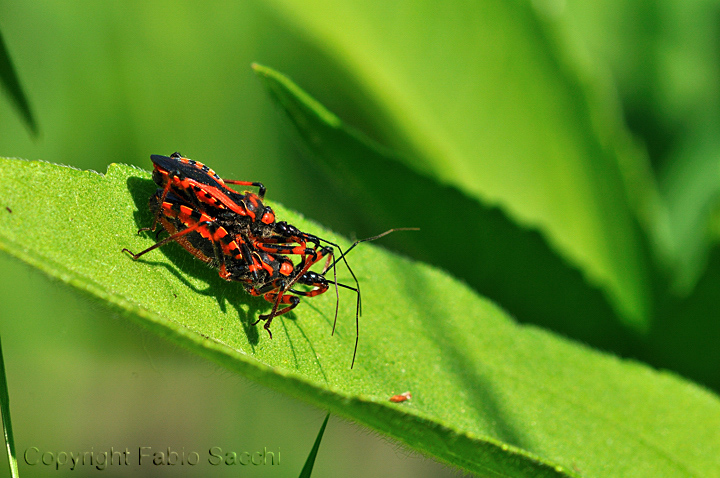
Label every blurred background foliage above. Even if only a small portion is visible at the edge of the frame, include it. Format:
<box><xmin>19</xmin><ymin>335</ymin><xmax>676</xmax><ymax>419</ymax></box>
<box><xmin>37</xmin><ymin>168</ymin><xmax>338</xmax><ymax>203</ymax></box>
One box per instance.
<box><xmin>0</xmin><ymin>0</ymin><xmax>719</xmax><ymax>476</ymax></box>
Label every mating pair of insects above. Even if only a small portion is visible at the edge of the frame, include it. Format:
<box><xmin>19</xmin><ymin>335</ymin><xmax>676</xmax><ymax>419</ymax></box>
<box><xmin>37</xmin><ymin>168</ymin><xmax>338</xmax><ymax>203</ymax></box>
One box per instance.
<box><xmin>123</xmin><ymin>153</ymin><xmax>406</xmax><ymax>368</ymax></box>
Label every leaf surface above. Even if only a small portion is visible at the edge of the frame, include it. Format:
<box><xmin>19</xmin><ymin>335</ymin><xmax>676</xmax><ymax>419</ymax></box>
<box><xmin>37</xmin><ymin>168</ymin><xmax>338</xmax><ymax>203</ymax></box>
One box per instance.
<box><xmin>0</xmin><ymin>158</ymin><xmax>719</xmax><ymax>477</ymax></box>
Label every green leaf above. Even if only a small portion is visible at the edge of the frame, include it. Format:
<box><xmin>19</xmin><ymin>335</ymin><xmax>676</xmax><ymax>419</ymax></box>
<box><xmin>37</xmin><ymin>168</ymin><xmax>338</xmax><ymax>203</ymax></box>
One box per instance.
<box><xmin>563</xmin><ymin>0</ymin><xmax>720</xmax><ymax>291</ymax></box>
<box><xmin>2</xmin><ymin>157</ymin><xmax>720</xmax><ymax>476</ymax></box>
<box><xmin>557</xmin><ymin>0</ymin><xmax>720</xmax><ymax>395</ymax></box>
<box><xmin>644</xmin><ymin>244</ymin><xmax>720</xmax><ymax>392</ymax></box>
<box><xmin>656</xmin><ymin>121</ymin><xmax>720</xmax><ymax>293</ymax></box>
<box><xmin>261</xmin><ymin>0</ymin><xmax>651</xmax><ymax>331</ymax></box>
<box><xmin>253</xmin><ymin>63</ymin><xmax>637</xmax><ymax>352</ymax></box>
<box><xmin>0</xmin><ymin>28</ymin><xmax>37</xmax><ymax>136</ymax></box>
<box><xmin>0</xmin><ymin>336</ymin><xmax>19</xmax><ymax>478</ymax></box>
<box><xmin>298</xmin><ymin>413</ymin><xmax>329</xmax><ymax>478</ymax></box>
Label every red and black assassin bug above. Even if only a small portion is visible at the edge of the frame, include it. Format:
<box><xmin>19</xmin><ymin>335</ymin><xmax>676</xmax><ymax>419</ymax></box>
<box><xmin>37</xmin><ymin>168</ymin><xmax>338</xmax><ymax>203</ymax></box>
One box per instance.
<box><xmin>147</xmin><ymin>153</ymin><xmax>275</xmax><ymax>234</ymax></box>
<box><xmin>123</xmin><ymin>189</ymin><xmax>364</xmax><ymax>366</ymax></box>
<box><xmin>140</xmin><ymin>153</ymin><xmax>358</xmax><ymax>322</ymax></box>
<box><xmin>123</xmin><ymin>153</ymin><xmax>415</xmax><ymax>367</ymax></box>
<box><xmin>123</xmin><ymin>187</ymin><xmax>335</xmax><ymax>322</ymax></box>
<box><xmin>146</xmin><ymin>153</ymin><xmax>353</xmax><ymax>283</ymax></box>
<box><xmin>129</xmin><ymin>189</ymin><xmax>335</xmax><ymax>316</ymax></box>
<box><xmin>142</xmin><ymin>153</ymin><xmax>374</xmax><ymax>334</ymax></box>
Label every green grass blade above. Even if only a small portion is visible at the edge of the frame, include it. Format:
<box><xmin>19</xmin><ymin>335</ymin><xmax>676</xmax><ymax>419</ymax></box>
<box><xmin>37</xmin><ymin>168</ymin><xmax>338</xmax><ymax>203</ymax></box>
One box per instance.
<box><xmin>298</xmin><ymin>413</ymin><xmax>329</xmax><ymax>478</ymax></box>
<box><xmin>1</xmin><ymin>157</ymin><xmax>720</xmax><ymax>476</ymax></box>
<box><xmin>0</xmin><ymin>29</ymin><xmax>37</xmax><ymax>136</ymax></box>
<box><xmin>0</xmin><ymin>337</ymin><xmax>19</xmax><ymax>478</ymax></box>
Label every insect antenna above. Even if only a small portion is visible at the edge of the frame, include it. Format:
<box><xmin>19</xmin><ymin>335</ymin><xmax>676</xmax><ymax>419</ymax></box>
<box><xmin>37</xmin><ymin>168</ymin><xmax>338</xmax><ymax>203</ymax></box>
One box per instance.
<box><xmin>321</xmin><ymin>227</ymin><xmax>419</xmax><ymax>368</ymax></box>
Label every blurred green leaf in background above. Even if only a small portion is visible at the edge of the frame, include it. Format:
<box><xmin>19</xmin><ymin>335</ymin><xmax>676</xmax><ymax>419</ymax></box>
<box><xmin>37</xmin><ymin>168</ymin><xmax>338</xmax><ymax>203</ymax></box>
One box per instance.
<box><xmin>1</xmin><ymin>0</ymin><xmax>720</xmax><ymax>477</ymax></box>
<box><xmin>0</xmin><ymin>29</ymin><xmax>36</xmax><ymax>136</ymax></box>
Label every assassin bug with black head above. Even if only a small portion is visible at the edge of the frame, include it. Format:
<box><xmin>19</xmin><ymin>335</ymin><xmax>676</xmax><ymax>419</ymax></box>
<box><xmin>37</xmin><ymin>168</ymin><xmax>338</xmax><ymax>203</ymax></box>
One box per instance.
<box><xmin>122</xmin><ymin>189</ymin><xmax>405</xmax><ymax>367</ymax></box>
<box><xmin>149</xmin><ymin>153</ymin><xmax>274</xmax><ymax>230</ymax></box>
<box><xmin>122</xmin><ymin>191</ymin><xmax>363</xmax><ymax>367</ymax></box>
<box><xmin>122</xmin><ymin>189</ymin><xmax>353</xmax><ymax>350</ymax></box>
<box><xmin>124</xmin><ymin>153</ymin><xmax>416</xmax><ymax>367</ymax></box>
<box><xmin>123</xmin><ymin>189</ymin><xmax>334</xmax><ymax>304</ymax></box>
<box><xmin>146</xmin><ymin>153</ymin><xmax>358</xmax><ymax>287</ymax></box>
<box><xmin>144</xmin><ymin>153</ymin><xmax>372</xmax><ymax>336</ymax></box>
